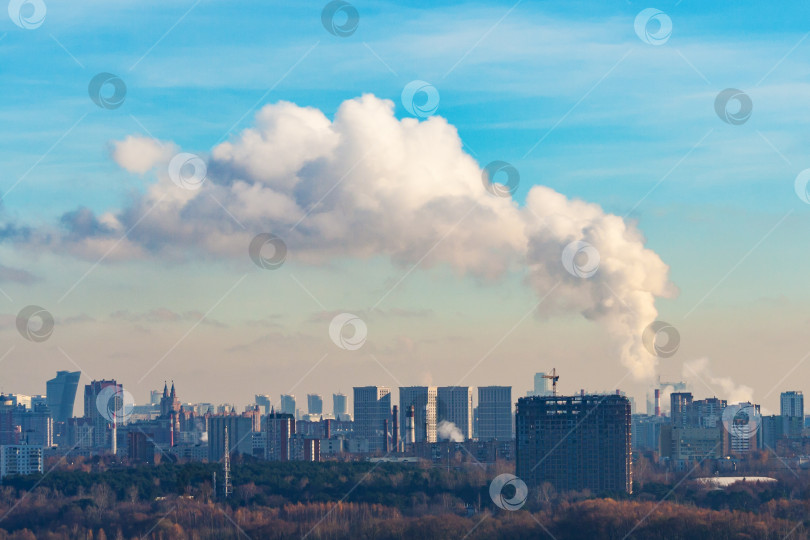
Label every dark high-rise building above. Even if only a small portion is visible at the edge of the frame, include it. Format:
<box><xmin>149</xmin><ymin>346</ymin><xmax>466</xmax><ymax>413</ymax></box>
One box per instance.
<box><xmin>353</xmin><ymin>386</ymin><xmax>391</xmax><ymax>452</ymax></box>
<box><xmin>691</xmin><ymin>397</ymin><xmax>726</xmax><ymax>428</ymax></box>
<box><xmin>127</xmin><ymin>431</ymin><xmax>155</xmax><ymax>464</ymax></box>
<box><xmin>781</xmin><ymin>391</ymin><xmax>804</xmax><ymax>437</ymax></box>
<box><xmin>280</xmin><ymin>394</ymin><xmax>296</xmax><ymax>416</ymax></box>
<box><xmin>436</xmin><ymin>386</ymin><xmax>473</xmax><ymax>440</ymax></box>
<box><xmin>83</xmin><ymin>380</ymin><xmax>123</xmax><ymax>450</ymax></box>
<box><xmin>478</xmin><ymin>386</ymin><xmax>512</xmax><ymax>441</ymax></box>
<box><xmin>307</xmin><ymin>394</ymin><xmax>323</xmax><ymax>416</ymax></box>
<box><xmin>46</xmin><ymin>371</ymin><xmax>80</xmax><ymax>424</ymax></box>
<box><xmin>263</xmin><ymin>412</ymin><xmax>295</xmax><ymax>461</ymax></box>
<box><xmin>207</xmin><ymin>415</ymin><xmax>254</xmax><ymax>461</ymax></box>
<box><xmin>399</xmin><ymin>386</ymin><xmax>437</xmax><ymax>443</ymax></box>
<box><xmin>255</xmin><ymin>395</ymin><xmax>272</xmax><ymax>415</ymax></box>
<box><xmin>670</xmin><ymin>392</ymin><xmax>693</xmax><ymax>427</ymax></box>
<box><xmin>333</xmin><ymin>393</ymin><xmax>348</xmax><ymax>419</ymax></box>
<box><xmin>516</xmin><ymin>394</ymin><xmax>632</xmax><ymax>494</ymax></box>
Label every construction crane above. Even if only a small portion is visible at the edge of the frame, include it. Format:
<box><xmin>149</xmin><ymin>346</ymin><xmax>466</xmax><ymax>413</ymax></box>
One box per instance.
<box><xmin>542</xmin><ymin>368</ymin><xmax>560</xmax><ymax>396</ymax></box>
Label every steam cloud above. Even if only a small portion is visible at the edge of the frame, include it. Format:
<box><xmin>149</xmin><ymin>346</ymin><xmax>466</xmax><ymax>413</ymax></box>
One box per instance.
<box><xmin>53</xmin><ymin>95</ymin><xmax>674</xmax><ymax>378</ymax></box>
<box><xmin>437</xmin><ymin>420</ymin><xmax>464</xmax><ymax>442</ymax></box>
<box><xmin>683</xmin><ymin>358</ymin><xmax>754</xmax><ymax>404</ymax></box>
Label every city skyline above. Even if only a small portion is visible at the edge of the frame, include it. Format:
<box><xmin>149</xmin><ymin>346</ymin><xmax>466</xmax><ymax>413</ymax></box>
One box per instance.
<box><xmin>4</xmin><ymin>368</ymin><xmax>808</xmax><ymax>419</ymax></box>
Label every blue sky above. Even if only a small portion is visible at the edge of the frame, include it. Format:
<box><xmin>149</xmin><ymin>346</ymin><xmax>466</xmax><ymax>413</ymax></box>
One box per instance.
<box><xmin>2</xmin><ymin>0</ymin><xmax>810</xmax><ymax>412</ymax></box>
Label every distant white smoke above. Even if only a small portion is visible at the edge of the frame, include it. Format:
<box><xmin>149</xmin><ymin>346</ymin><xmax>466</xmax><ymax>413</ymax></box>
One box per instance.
<box><xmin>437</xmin><ymin>420</ymin><xmax>464</xmax><ymax>442</ymax></box>
<box><xmin>50</xmin><ymin>95</ymin><xmax>674</xmax><ymax>379</ymax></box>
<box><xmin>683</xmin><ymin>357</ymin><xmax>754</xmax><ymax>404</ymax></box>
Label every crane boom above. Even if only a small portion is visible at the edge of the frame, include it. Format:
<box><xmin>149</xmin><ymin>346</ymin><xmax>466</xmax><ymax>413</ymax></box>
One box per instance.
<box><xmin>541</xmin><ymin>368</ymin><xmax>560</xmax><ymax>396</ymax></box>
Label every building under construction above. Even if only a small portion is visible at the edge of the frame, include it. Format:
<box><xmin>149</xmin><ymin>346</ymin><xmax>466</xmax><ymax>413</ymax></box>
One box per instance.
<box><xmin>516</xmin><ymin>393</ymin><xmax>632</xmax><ymax>494</ymax></box>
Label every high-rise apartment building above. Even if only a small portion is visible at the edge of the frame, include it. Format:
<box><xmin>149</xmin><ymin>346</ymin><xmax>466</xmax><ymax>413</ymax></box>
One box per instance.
<box><xmin>263</xmin><ymin>412</ymin><xmax>295</xmax><ymax>461</ymax></box>
<box><xmin>353</xmin><ymin>386</ymin><xmax>391</xmax><ymax>452</ymax></box>
<box><xmin>399</xmin><ymin>386</ymin><xmax>437</xmax><ymax>443</ymax></box>
<box><xmin>528</xmin><ymin>373</ymin><xmax>551</xmax><ymax>397</ymax></box>
<box><xmin>280</xmin><ymin>395</ymin><xmax>296</xmax><ymax>416</ymax></box>
<box><xmin>333</xmin><ymin>393</ymin><xmax>348</xmax><ymax>419</ymax></box>
<box><xmin>670</xmin><ymin>392</ymin><xmax>693</xmax><ymax>427</ymax></box>
<box><xmin>781</xmin><ymin>391</ymin><xmax>804</xmax><ymax>417</ymax></box>
<box><xmin>207</xmin><ymin>415</ymin><xmax>255</xmax><ymax>461</ymax></box>
<box><xmin>478</xmin><ymin>386</ymin><xmax>512</xmax><ymax>441</ymax></box>
<box><xmin>307</xmin><ymin>394</ymin><xmax>323</xmax><ymax>416</ymax></box>
<box><xmin>516</xmin><ymin>394</ymin><xmax>632</xmax><ymax>494</ymax></box>
<box><xmin>725</xmin><ymin>402</ymin><xmax>760</xmax><ymax>455</ymax></box>
<box><xmin>781</xmin><ymin>391</ymin><xmax>804</xmax><ymax>437</ymax></box>
<box><xmin>83</xmin><ymin>380</ymin><xmax>123</xmax><ymax>450</ymax></box>
<box><xmin>255</xmin><ymin>395</ymin><xmax>272</xmax><ymax>415</ymax></box>
<box><xmin>692</xmin><ymin>397</ymin><xmax>726</xmax><ymax>428</ymax></box>
<box><xmin>436</xmin><ymin>386</ymin><xmax>473</xmax><ymax>440</ymax></box>
<box><xmin>46</xmin><ymin>371</ymin><xmax>80</xmax><ymax>424</ymax></box>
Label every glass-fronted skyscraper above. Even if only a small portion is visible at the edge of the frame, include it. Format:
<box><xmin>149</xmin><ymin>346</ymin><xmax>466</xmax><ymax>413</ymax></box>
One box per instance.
<box><xmin>780</xmin><ymin>391</ymin><xmax>804</xmax><ymax>437</ymax></box>
<box><xmin>280</xmin><ymin>394</ymin><xmax>296</xmax><ymax>416</ymax></box>
<box><xmin>46</xmin><ymin>371</ymin><xmax>80</xmax><ymax>424</ymax></box>
<box><xmin>333</xmin><ymin>393</ymin><xmax>347</xmax><ymax>418</ymax></box>
<box><xmin>477</xmin><ymin>386</ymin><xmax>512</xmax><ymax>440</ymax></box>
<box><xmin>307</xmin><ymin>394</ymin><xmax>323</xmax><ymax>415</ymax></box>
<box><xmin>353</xmin><ymin>386</ymin><xmax>391</xmax><ymax>452</ymax></box>
<box><xmin>436</xmin><ymin>386</ymin><xmax>473</xmax><ymax>440</ymax></box>
<box><xmin>399</xmin><ymin>386</ymin><xmax>437</xmax><ymax>443</ymax></box>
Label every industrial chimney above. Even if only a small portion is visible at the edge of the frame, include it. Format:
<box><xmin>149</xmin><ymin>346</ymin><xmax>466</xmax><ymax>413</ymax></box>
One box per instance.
<box><xmin>406</xmin><ymin>405</ymin><xmax>416</xmax><ymax>448</ymax></box>
<box><xmin>392</xmin><ymin>405</ymin><xmax>400</xmax><ymax>453</ymax></box>
<box><xmin>654</xmin><ymin>389</ymin><xmax>661</xmax><ymax>417</ymax></box>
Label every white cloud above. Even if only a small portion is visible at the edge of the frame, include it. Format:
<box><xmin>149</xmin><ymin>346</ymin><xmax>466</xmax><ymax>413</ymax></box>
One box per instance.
<box><xmin>111</xmin><ymin>136</ymin><xmax>176</xmax><ymax>175</ymax></box>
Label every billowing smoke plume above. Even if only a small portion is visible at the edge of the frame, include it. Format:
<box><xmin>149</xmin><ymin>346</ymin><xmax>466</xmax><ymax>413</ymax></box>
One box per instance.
<box><xmin>52</xmin><ymin>95</ymin><xmax>674</xmax><ymax>378</ymax></box>
<box><xmin>437</xmin><ymin>420</ymin><xmax>464</xmax><ymax>442</ymax></box>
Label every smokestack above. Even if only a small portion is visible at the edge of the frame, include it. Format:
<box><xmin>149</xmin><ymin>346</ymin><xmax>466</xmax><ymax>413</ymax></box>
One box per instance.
<box><xmin>383</xmin><ymin>418</ymin><xmax>389</xmax><ymax>453</ymax></box>
<box><xmin>111</xmin><ymin>414</ymin><xmax>117</xmax><ymax>456</ymax></box>
<box><xmin>654</xmin><ymin>389</ymin><xmax>661</xmax><ymax>417</ymax></box>
<box><xmin>580</xmin><ymin>389</ymin><xmax>585</xmax><ymax>397</ymax></box>
<box><xmin>392</xmin><ymin>405</ymin><xmax>400</xmax><ymax>453</ymax></box>
<box><xmin>406</xmin><ymin>405</ymin><xmax>416</xmax><ymax>447</ymax></box>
